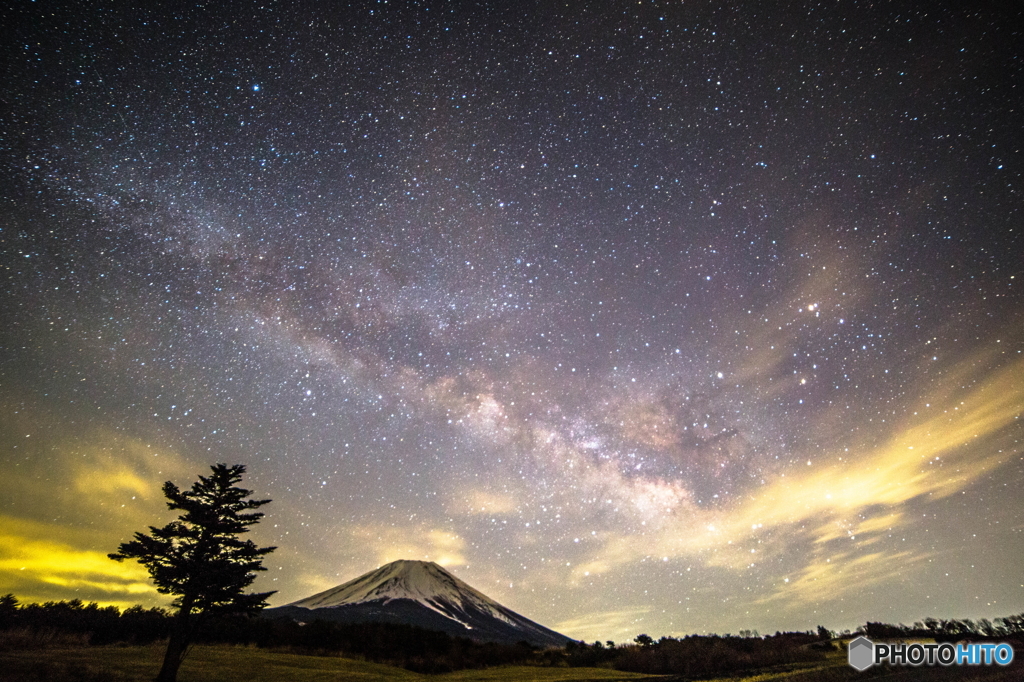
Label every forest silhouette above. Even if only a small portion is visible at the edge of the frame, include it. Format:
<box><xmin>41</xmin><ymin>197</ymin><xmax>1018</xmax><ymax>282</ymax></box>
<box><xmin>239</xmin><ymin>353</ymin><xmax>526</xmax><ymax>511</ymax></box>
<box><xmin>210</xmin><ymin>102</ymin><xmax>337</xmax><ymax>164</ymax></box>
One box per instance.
<box><xmin>2</xmin><ymin>594</ymin><xmax>1022</xmax><ymax>676</ymax></box>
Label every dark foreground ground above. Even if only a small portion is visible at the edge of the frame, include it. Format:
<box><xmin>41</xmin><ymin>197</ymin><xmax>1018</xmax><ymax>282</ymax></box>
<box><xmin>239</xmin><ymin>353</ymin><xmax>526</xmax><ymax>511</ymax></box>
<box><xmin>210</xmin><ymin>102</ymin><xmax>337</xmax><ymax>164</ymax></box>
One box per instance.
<box><xmin>1</xmin><ymin>643</ymin><xmax>1021</xmax><ymax>682</ymax></box>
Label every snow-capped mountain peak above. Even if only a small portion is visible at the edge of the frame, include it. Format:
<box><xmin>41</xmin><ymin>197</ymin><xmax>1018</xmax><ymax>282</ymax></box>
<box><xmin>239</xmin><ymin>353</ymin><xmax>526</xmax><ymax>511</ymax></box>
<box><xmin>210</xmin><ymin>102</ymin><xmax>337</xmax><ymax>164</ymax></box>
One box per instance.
<box><xmin>288</xmin><ymin>559</ymin><xmax>512</xmax><ymax>624</ymax></box>
<box><xmin>274</xmin><ymin>559</ymin><xmax>571</xmax><ymax>647</ymax></box>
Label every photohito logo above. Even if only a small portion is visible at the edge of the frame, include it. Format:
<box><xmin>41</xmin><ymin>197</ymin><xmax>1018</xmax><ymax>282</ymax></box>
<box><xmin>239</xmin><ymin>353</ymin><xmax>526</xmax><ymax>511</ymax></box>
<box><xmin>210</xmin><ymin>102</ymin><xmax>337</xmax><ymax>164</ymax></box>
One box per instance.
<box><xmin>847</xmin><ymin>635</ymin><xmax>1014</xmax><ymax>670</ymax></box>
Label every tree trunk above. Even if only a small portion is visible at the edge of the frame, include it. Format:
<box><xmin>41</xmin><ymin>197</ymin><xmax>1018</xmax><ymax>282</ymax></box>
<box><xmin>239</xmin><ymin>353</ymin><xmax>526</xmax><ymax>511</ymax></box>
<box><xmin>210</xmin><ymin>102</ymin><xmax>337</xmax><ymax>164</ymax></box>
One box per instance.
<box><xmin>155</xmin><ymin>598</ymin><xmax>193</xmax><ymax>682</ymax></box>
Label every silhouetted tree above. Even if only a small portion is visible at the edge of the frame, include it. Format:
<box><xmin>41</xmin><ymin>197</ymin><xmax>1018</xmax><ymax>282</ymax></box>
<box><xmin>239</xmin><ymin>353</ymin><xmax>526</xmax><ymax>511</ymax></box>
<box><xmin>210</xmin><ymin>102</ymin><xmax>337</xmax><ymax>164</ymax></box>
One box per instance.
<box><xmin>109</xmin><ymin>464</ymin><xmax>275</xmax><ymax>682</ymax></box>
<box><xmin>0</xmin><ymin>594</ymin><xmax>19</xmax><ymax>630</ymax></box>
<box><xmin>634</xmin><ymin>633</ymin><xmax>654</xmax><ymax>647</ymax></box>
<box><xmin>997</xmin><ymin>613</ymin><xmax>1024</xmax><ymax>635</ymax></box>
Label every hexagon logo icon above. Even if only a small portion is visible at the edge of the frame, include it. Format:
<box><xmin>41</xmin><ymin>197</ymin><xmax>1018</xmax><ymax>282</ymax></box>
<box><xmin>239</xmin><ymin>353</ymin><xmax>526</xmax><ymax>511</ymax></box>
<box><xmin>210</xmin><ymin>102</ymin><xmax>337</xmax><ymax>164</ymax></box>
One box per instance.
<box><xmin>848</xmin><ymin>636</ymin><xmax>874</xmax><ymax>671</ymax></box>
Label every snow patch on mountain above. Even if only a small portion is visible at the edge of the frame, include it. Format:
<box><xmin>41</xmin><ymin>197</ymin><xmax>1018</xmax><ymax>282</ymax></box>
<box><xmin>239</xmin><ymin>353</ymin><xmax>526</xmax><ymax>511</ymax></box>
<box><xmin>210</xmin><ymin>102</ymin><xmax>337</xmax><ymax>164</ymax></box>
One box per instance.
<box><xmin>274</xmin><ymin>559</ymin><xmax>573</xmax><ymax>647</ymax></box>
<box><xmin>287</xmin><ymin>559</ymin><xmax>516</xmax><ymax>627</ymax></box>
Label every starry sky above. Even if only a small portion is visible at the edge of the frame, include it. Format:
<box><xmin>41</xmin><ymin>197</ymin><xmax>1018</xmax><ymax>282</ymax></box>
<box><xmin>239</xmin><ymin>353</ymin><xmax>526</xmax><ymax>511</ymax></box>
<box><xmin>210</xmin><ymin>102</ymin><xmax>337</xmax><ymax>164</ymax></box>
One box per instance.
<box><xmin>1</xmin><ymin>1</ymin><xmax>1022</xmax><ymax>642</ymax></box>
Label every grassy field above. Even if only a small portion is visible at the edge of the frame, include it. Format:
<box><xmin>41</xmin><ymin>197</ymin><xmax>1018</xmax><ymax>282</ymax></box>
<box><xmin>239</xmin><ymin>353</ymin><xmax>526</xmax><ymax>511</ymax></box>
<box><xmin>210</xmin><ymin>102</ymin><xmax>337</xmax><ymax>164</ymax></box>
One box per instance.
<box><xmin>0</xmin><ymin>643</ymin><xmax>650</xmax><ymax>682</ymax></box>
<box><xmin>1</xmin><ymin>643</ymin><xmax>1019</xmax><ymax>682</ymax></box>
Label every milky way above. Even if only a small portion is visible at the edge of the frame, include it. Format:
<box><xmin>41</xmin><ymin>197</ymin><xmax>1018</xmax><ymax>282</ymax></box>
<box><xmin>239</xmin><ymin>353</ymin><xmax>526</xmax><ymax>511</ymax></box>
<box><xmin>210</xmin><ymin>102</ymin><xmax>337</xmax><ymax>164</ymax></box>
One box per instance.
<box><xmin>1</xmin><ymin>1</ymin><xmax>1022</xmax><ymax>640</ymax></box>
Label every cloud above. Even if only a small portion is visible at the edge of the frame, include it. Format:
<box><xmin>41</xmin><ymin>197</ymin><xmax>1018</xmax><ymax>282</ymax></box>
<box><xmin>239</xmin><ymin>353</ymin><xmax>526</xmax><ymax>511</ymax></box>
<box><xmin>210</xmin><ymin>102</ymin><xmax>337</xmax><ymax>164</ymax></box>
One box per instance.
<box><xmin>0</xmin><ymin>404</ymin><xmax>197</xmax><ymax>606</ymax></box>
<box><xmin>569</xmin><ymin>355</ymin><xmax>1024</xmax><ymax>603</ymax></box>
<box><xmin>350</xmin><ymin>524</ymin><xmax>467</xmax><ymax>567</ymax></box>
<box><xmin>812</xmin><ymin>512</ymin><xmax>902</xmax><ymax>545</ymax></box>
<box><xmin>760</xmin><ymin>548</ymin><xmax>924</xmax><ymax>607</ymax></box>
<box><xmin>708</xmin><ymin>355</ymin><xmax>1022</xmax><ymax>540</ymax></box>
<box><xmin>554</xmin><ymin>608</ymin><xmax>653</xmax><ymax>642</ymax></box>
<box><xmin>0</xmin><ymin>515</ymin><xmax>158</xmax><ymax>608</ymax></box>
<box><xmin>572</xmin><ymin>535</ymin><xmax>654</xmax><ymax>581</ymax></box>
<box><xmin>0</xmin><ymin>414</ymin><xmax>191</xmax><ymax>531</ymax></box>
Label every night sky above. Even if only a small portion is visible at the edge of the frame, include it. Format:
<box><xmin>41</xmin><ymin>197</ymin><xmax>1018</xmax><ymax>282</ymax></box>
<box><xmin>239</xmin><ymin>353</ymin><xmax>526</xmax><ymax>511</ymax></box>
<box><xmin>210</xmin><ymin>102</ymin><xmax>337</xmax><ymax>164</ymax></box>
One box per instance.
<box><xmin>1</xmin><ymin>1</ymin><xmax>1022</xmax><ymax>641</ymax></box>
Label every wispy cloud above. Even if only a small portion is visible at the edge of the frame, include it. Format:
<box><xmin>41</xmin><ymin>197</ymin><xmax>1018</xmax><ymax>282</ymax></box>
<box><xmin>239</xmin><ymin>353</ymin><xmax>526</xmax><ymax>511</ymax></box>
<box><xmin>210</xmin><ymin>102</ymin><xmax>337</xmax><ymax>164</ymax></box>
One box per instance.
<box><xmin>760</xmin><ymin>548</ymin><xmax>925</xmax><ymax>607</ymax></box>
<box><xmin>0</xmin><ymin>411</ymin><xmax>194</xmax><ymax>606</ymax></box>
<box><xmin>0</xmin><ymin>515</ymin><xmax>157</xmax><ymax>608</ymax></box>
<box><xmin>554</xmin><ymin>608</ymin><xmax>653</xmax><ymax>642</ymax></box>
<box><xmin>350</xmin><ymin>523</ymin><xmax>467</xmax><ymax>568</ymax></box>
<box><xmin>568</xmin><ymin>355</ymin><xmax>1024</xmax><ymax>606</ymax></box>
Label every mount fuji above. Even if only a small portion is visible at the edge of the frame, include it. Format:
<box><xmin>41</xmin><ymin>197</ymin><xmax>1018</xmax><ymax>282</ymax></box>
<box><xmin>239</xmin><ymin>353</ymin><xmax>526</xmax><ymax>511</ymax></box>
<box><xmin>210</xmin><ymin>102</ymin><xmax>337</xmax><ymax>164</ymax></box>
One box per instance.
<box><xmin>266</xmin><ymin>560</ymin><xmax>573</xmax><ymax>647</ymax></box>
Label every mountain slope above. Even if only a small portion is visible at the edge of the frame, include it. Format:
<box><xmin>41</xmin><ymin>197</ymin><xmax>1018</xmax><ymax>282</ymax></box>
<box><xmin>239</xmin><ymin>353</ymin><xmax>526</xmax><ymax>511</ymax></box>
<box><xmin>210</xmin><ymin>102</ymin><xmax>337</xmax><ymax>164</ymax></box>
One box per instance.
<box><xmin>266</xmin><ymin>560</ymin><xmax>572</xmax><ymax>647</ymax></box>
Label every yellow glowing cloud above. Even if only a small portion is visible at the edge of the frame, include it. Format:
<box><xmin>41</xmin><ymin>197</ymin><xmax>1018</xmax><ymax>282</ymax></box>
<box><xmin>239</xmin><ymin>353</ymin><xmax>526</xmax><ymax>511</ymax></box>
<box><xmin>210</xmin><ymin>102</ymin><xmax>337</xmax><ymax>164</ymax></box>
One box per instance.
<box><xmin>573</xmin><ymin>535</ymin><xmax>652</xmax><ymax>580</ymax></box>
<box><xmin>760</xmin><ymin>549</ymin><xmax>922</xmax><ymax>607</ymax></box>
<box><xmin>0</xmin><ymin>515</ymin><xmax>161</xmax><ymax>609</ymax></box>
<box><xmin>350</xmin><ymin>523</ymin><xmax>467</xmax><ymax>567</ymax></box>
<box><xmin>74</xmin><ymin>459</ymin><xmax>153</xmax><ymax>499</ymax></box>
<box><xmin>571</xmin><ymin>355</ymin><xmax>1024</xmax><ymax>603</ymax></box>
<box><xmin>554</xmin><ymin>608</ymin><xmax>653</xmax><ymax>642</ymax></box>
<box><xmin>0</xmin><ymin>423</ymin><xmax>191</xmax><ymax>532</ymax></box>
<box><xmin>0</xmin><ymin>406</ymin><xmax>198</xmax><ymax>607</ymax></box>
<box><xmin>709</xmin><ymin>355</ymin><xmax>1023</xmax><ymax>545</ymax></box>
<box><xmin>812</xmin><ymin>512</ymin><xmax>902</xmax><ymax>545</ymax></box>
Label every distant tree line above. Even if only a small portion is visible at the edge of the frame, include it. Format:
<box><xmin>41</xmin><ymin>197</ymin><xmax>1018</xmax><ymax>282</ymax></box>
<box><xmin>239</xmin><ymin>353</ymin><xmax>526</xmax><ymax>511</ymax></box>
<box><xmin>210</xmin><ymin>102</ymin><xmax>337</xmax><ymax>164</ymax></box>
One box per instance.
<box><xmin>3</xmin><ymin>594</ymin><xmax>1023</xmax><ymax>676</ymax></box>
<box><xmin>0</xmin><ymin>595</ymin><xmax>537</xmax><ymax>672</ymax></box>
<box><xmin>563</xmin><ymin>631</ymin><xmax>829</xmax><ymax>676</ymax></box>
<box><xmin>860</xmin><ymin>615</ymin><xmax>1024</xmax><ymax>642</ymax></box>
<box><xmin>0</xmin><ymin>595</ymin><xmax>169</xmax><ymax>648</ymax></box>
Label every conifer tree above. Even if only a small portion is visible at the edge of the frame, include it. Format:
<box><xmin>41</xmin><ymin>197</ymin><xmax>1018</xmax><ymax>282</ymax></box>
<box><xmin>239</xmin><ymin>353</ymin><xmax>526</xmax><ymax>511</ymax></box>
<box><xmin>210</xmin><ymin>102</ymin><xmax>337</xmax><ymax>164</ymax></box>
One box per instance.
<box><xmin>110</xmin><ymin>463</ymin><xmax>275</xmax><ymax>682</ymax></box>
